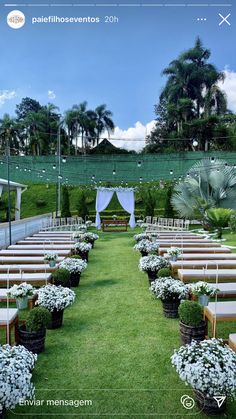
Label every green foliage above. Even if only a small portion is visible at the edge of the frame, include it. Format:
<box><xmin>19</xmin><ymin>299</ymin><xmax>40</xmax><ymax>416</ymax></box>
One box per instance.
<box><xmin>164</xmin><ymin>187</ymin><xmax>175</xmax><ymax>218</ymax></box>
<box><xmin>157</xmin><ymin>267</ymin><xmax>172</xmax><ymax>278</ymax></box>
<box><xmin>141</xmin><ymin>188</ymin><xmax>156</xmax><ymax>218</ymax></box>
<box><xmin>178</xmin><ymin>300</ymin><xmax>203</xmax><ymax>327</ymax></box>
<box><xmin>204</xmin><ymin>207</ymin><xmax>233</xmax><ymax>238</ymax></box>
<box><xmin>172</xmin><ymin>158</ymin><xmax>236</xmax><ymax>219</ymax></box>
<box><xmin>76</xmin><ymin>191</ymin><xmax>89</xmax><ymax>220</ymax></box>
<box><xmin>70</xmin><ymin>255</ymin><xmax>82</xmax><ymax>260</ymax></box>
<box><xmin>61</xmin><ymin>186</ymin><xmax>71</xmax><ymax>217</ymax></box>
<box><xmin>35</xmin><ymin>199</ymin><xmax>46</xmax><ymax>208</ymax></box>
<box><xmin>229</xmin><ymin>212</ymin><xmax>236</xmax><ymax>233</ymax></box>
<box><xmin>51</xmin><ymin>268</ymin><xmax>71</xmax><ymax>286</ymax></box>
<box><xmin>26</xmin><ymin>306</ymin><xmax>51</xmax><ymax>332</ymax></box>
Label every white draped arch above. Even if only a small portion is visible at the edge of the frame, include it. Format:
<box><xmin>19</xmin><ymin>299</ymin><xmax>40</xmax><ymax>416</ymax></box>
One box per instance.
<box><xmin>95</xmin><ymin>187</ymin><xmax>136</xmax><ymax>230</ymax></box>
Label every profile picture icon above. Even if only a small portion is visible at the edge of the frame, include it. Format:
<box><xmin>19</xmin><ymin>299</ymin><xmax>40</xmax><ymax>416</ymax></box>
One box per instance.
<box><xmin>7</xmin><ymin>10</ymin><xmax>25</xmax><ymax>29</ymax></box>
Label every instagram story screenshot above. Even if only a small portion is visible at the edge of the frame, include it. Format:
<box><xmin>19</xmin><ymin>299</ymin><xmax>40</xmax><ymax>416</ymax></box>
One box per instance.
<box><xmin>0</xmin><ymin>0</ymin><xmax>236</xmax><ymax>418</ymax></box>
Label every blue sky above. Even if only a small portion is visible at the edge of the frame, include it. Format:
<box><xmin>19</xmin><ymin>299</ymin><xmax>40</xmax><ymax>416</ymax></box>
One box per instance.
<box><xmin>0</xmin><ymin>0</ymin><xmax>235</xmax><ymax>142</ymax></box>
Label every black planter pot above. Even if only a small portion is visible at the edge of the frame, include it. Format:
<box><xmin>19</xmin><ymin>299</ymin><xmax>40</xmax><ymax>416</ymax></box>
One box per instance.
<box><xmin>0</xmin><ymin>407</ymin><xmax>6</xmax><ymax>419</ymax></box>
<box><xmin>194</xmin><ymin>390</ymin><xmax>227</xmax><ymax>416</ymax></box>
<box><xmin>70</xmin><ymin>272</ymin><xmax>81</xmax><ymax>287</ymax></box>
<box><xmin>78</xmin><ymin>251</ymin><xmax>89</xmax><ymax>262</ymax></box>
<box><xmin>47</xmin><ymin>309</ymin><xmax>64</xmax><ymax>329</ymax></box>
<box><xmin>179</xmin><ymin>321</ymin><xmax>206</xmax><ymax>345</ymax></box>
<box><xmin>162</xmin><ymin>299</ymin><xmax>180</xmax><ymax>318</ymax></box>
<box><xmin>141</xmin><ymin>251</ymin><xmax>148</xmax><ymax>257</ymax></box>
<box><xmin>18</xmin><ymin>325</ymin><xmax>46</xmax><ymax>354</ymax></box>
<box><xmin>147</xmin><ymin>270</ymin><xmax>157</xmax><ymax>281</ymax></box>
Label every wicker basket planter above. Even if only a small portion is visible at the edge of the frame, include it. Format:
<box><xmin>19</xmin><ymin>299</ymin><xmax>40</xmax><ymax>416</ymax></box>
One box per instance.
<box><xmin>18</xmin><ymin>325</ymin><xmax>46</xmax><ymax>354</ymax></box>
<box><xmin>162</xmin><ymin>299</ymin><xmax>180</xmax><ymax>318</ymax></box>
<box><xmin>179</xmin><ymin>321</ymin><xmax>206</xmax><ymax>345</ymax></box>
<box><xmin>194</xmin><ymin>390</ymin><xmax>226</xmax><ymax>415</ymax></box>
<box><xmin>47</xmin><ymin>309</ymin><xmax>64</xmax><ymax>329</ymax></box>
<box><xmin>70</xmin><ymin>272</ymin><xmax>81</xmax><ymax>287</ymax></box>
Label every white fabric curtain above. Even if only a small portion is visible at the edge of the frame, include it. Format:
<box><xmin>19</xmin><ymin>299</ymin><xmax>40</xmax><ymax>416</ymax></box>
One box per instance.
<box><xmin>95</xmin><ymin>189</ymin><xmax>114</xmax><ymax>229</ymax></box>
<box><xmin>116</xmin><ymin>190</ymin><xmax>136</xmax><ymax>228</ymax></box>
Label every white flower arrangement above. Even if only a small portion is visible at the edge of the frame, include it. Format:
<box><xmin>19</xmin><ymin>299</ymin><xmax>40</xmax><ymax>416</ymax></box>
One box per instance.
<box><xmin>139</xmin><ymin>255</ymin><xmax>169</xmax><ymax>272</ymax></box>
<box><xmin>59</xmin><ymin>257</ymin><xmax>87</xmax><ymax>273</ymax></box>
<box><xmin>134</xmin><ymin>239</ymin><xmax>159</xmax><ymax>253</ymax></box>
<box><xmin>112</xmin><ymin>214</ymin><xmax>117</xmax><ymax>219</ymax></box>
<box><xmin>44</xmin><ymin>252</ymin><xmax>58</xmax><ymax>262</ymax></box>
<box><xmin>134</xmin><ymin>233</ymin><xmax>152</xmax><ymax>242</ymax></box>
<box><xmin>80</xmin><ymin>232</ymin><xmax>99</xmax><ymax>242</ymax></box>
<box><xmin>36</xmin><ymin>284</ymin><xmax>76</xmax><ymax>312</ymax></box>
<box><xmin>167</xmin><ymin>247</ymin><xmax>182</xmax><ymax>257</ymax></box>
<box><xmin>191</xmin><ymin>281</ymin><xmax>219</xmax><ymax>297</ymax></box>
<box><xmin>7</xmin><ymin>282</ymin><xmax>35</xmax><ymax>299</ymax></box>
<box><xmin>85</xmin><ymin>220</ymin><xmax>92</xmax><ymax>226</ymax></box>
<box><xmin>0</xmin><ymin>344</ymin><xmax>37</xmax><ymax>412</ymax></box>
<box><xmin>151</xmin><ymin>277</ymin><xmax>189</xmax><ymax>301</ymax></box>
<box><xmin>74</xmin><ymin>241</ymin><xmax>92</xmax><ymax>253</ymax></box>
<box><xmin>76</xmin><ymin>224</ymin><xmax>87</xmax><ymax>233</ymax></box>
<box><xmin>171</xmin><ymin>338</ymin><xmax>236</xmax><ymax>399</ymax></box>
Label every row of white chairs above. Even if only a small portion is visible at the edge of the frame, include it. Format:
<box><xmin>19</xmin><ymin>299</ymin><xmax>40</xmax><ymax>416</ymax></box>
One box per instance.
<box><xmin>145</xmin><ymin>217</ymin><xmax>190</xmax><ymax>231</ymax></box>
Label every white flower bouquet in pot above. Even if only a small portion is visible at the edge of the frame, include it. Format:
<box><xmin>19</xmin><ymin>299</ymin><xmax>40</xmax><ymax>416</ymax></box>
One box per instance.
<box><xmin>44</xmin><ymin>252</ymin><xmax>58</xmax><ymax>267</ymax></box>
<box><xmin>134</xmin><ymin>233</ymin><xmax>152</xmax><ymax>242</ymax></box>
<box><xmin>0</xmin><ymin>344</ymin><xmax>37</xmax><ymax>417</ymax></box>
<box><xmin>191</xmin><ymin>281</ymin><xmax>219</xmax><ymax>306</ymax></box>
<box><xmin>139</xmin><ymin>255</ymin><xmax>169</xmax><ymax>282</ymax></box>
<box><xmin>7</xmin><ymin>282</ymin><xmax>36</xmax><ymax>310</ymax></box>
<box><xmin>167</xmin><ymin>247</ymin><xmax>182</xmax><ymax>261</ymax></box>
<box><xmin>59</xmin><ymin>257</ymin><xmax>87</xmax><ymax>287</ymax></box>
<box><xmin>134</xmin><ymin>239</ymin><xmax>159</xmax><ymax>256</ymax></box>
<box><xmin>151</xmin><ymin>277</ymin><xmax>189</xmax><ymax>318</ymax></box>
<box><xmin>74</xmin><ymin>241</ymin><xmax>92</xmax><ymax>261</ymax></box>
<box><xmin>80</xmin><ymin>232</ymin><xmax>99</xmax><ymax>248</ymax></box>
<box><xmin>171</xmin><ymin>338</ymin><xmax>236</xmax><ymax>415</ymax></box>
<box><xmin>36</xmin><ymin>284</ymin><xmax>76</xmax><ymax>329</ymax></box>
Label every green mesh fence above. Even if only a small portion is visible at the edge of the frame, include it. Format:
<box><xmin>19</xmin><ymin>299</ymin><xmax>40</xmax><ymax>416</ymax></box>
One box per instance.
<box><xmin>0</xmin><ymin>151</ymin><xmax>236</xmax><ymax>186</ymax></box>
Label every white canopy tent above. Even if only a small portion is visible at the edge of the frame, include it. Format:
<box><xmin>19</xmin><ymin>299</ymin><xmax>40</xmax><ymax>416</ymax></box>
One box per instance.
<box><xmin>0</xmin><ymin>178</ymin><xmax>27</xmax><ymax>221</ymax></box>
<box><xmin>95</xmin><ymin>187</ymin><xmax>136</xmax><ymax>229</ymax></box>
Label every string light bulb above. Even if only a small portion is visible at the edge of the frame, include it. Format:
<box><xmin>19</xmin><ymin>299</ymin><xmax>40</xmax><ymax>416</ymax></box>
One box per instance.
<box><xmin>137</xmin><ymin>161</ymin><xmax>142</xmax><ymax>168</ymax></box>
<box><xmin>62</xmin><ymin>156</ymin><xmax>67</xmax><ymax>163</ymax></box>
<box><xmin>53</xmin><ymin>164</ymin><xmax>56</xmax><ymax>170</ymax></box>
<box><xmin>112</xmin><ymin>169</ymin><xmax>116</xmax><ymax>175</ymax></box>
<box><xmin>170</xmin><ymin>169</ymin><xmax>173</xmax><ymax>175</ymax></box>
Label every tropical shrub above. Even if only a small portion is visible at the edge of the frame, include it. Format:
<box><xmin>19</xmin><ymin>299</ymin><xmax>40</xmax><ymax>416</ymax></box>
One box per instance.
<box><xmin>172</xmin><ymin>159</ymin><xmax>236</xmax><ymax>219</ymax></box>
<box><xmin>204</xmin><ymin>207</ymin><xmax>233</xmax><ymax>238</ymax></box>
<box><xmin>229</xmin><ymin>212</ymin><xmax>236</xmax><ymax>233</ymax></box>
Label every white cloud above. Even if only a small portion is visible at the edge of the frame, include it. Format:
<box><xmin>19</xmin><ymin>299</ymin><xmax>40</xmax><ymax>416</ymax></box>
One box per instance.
<box><xmin>0</xmin><ymin>90</ymin><xmax>16</xmax><ymax>107</ymax></box>
<box><xmin>219</xmin><ymin>67</ymin><xmax>236</xmax><ymax>112</ymax></box>
<box><xmin>109</xmin><ymin>120</ymin><xmax>156</xmax><ymax>151</ymax></box>
<box><xmin>48</xmin><ymin>90</ymin><xmax>56</xmax><ymax>100</ymax></box>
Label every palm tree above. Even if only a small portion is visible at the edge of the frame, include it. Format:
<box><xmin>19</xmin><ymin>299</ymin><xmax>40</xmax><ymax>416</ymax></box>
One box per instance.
<box><xmin>171</xmin><ymin>158</ymin><xmax>236</xmax><ymax>219</ymax></box>
<box><xmin>65</xmin><ymin>102</ymin><xmax>96</xmax><ymax>154</ymax></box>
<box><xmin>94</xmin><ymin>104</ymin><xmax>115</xmax><ymax>146</ymax></box>
<box><xmin>0</xmin><ymin>114</ymin><xmax>21</xmax><ymax>154</ymax></box>
<box><xmin>24</xmin><ymin>111</ymin><xmax>46</xmax><ymax>155</ymax></box>
<box><xmin>204</xmin><ymin>208</ymin><xmax>233</xmax><ymax>238</ymax></box>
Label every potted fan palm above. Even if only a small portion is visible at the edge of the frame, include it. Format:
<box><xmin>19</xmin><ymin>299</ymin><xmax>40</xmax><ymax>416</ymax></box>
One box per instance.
<box><xmin>191</xmin><ymin>281</ymin><xmax>219</xmax><ymax>306</ymax></box>
<box><xmin>151</xmin><ymin>277</ymin><xmax>189</xmax><ymax>318</ymax></box>
<box><xmin>171</xmin><ymin>338</ymin><xmax>236</xmax><ymax>415</ymax></box>
<box><xmin>36</xmin><ymin>284</ymin><xmax>76</xmax><ymax>329</ymax></box>
<box><xmin>58</xmin><ymin>257</ymin><xmax>87</xmax><ymax>286</ymax></box>
<box><xmin>18</xmin><ymin>306</ymin><xmax>51</xmax><ymax>353</ymax></box>
<box><xmin>7</xmin><ymin>283</ymin><xmax>35</xmax><ymax>310</ymax></box>
<box><xmin>178</xmin><ymin>300</ymin><xmax>206</xmax><ymax>344</ymax></box>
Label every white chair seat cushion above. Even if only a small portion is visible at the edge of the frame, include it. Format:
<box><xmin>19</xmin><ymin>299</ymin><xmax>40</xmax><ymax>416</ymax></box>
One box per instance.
<box><xmin>0</xmin><ymin>308</ymin><xmax>18</xmax><ymax>325</ymax></box>
<box><xmin>206</xmin><ymin>302</ymin><xmax>236</xmax><ymax>318</ymax></box>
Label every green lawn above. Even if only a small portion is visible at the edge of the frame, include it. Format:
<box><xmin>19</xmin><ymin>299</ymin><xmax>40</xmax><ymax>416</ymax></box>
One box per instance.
<box><xmin>3</xmin><ymin>229</ymin><xmax>236</xmax><ymax>418</ymax></box>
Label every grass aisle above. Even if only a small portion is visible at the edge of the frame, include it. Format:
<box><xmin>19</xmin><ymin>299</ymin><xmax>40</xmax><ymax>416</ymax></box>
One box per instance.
<box><xmin>11</xmin><ymin>230</ymin><xmax>236</xmax><ymax>418</ymax></box>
